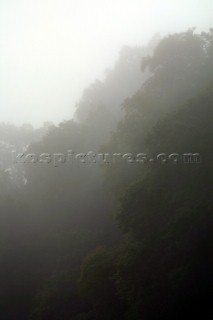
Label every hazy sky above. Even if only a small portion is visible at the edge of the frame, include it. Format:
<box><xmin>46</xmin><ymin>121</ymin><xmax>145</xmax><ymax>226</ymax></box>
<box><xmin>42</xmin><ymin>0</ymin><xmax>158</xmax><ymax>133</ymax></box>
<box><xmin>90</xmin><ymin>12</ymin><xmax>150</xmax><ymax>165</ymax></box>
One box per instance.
<box><xmin>0</xmin><ymin>0</ymin><xmax>212</xmax><ymax>127</ymax></box>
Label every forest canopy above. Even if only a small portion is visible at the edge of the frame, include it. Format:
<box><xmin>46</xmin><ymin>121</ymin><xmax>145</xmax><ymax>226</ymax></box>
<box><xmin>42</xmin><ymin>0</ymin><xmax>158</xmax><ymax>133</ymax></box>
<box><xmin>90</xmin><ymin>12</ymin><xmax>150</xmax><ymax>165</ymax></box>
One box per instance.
<box><xmin>0</xmin><ymin>29</ymin><xmax>212</xmax><ymax>320</ymax></box>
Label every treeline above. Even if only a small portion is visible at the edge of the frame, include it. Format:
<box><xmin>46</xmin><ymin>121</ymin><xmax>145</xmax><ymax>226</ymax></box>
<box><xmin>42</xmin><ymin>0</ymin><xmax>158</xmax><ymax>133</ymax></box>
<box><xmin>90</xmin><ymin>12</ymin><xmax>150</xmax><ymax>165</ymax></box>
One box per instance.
<box><xmin>0</xmin><ymin>29</ymin><xmax>212</xmax><ymax>320</ymax></box>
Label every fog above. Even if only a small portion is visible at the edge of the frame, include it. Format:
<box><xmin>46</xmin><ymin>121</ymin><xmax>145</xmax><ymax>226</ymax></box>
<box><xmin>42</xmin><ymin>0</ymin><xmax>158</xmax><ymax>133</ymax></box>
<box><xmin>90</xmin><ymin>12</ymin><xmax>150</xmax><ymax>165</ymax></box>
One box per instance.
<box><xmin>0</xmin><ymin>0</ymin><xmax>212</xmax><ymax>126</ymax></box>
<box><xmin>0</xmin><ymin>1</ymin><xmax>212</xmax><ymax>318</ymax></box>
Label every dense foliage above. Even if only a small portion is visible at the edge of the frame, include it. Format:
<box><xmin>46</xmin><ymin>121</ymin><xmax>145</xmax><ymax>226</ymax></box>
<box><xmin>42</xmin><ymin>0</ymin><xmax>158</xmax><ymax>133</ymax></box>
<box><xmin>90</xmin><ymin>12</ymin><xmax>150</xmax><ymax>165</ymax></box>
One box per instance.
<box><xmin>0</xmin><ymin>29</ymin><xmax>212</xmax><ymax>319</ymax></box>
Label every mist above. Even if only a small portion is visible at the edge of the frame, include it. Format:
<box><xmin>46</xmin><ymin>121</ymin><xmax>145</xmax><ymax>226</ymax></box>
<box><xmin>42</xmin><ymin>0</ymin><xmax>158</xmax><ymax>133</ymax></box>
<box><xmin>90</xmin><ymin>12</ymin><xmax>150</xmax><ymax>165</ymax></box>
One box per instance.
<box><xmin>0</xmin><ymin>1</ymin><xmax>212</xmax><ymax>319</ymax></box>
<box><xmin>0</xmin><ymin>0</ymin><xmax>212</xmax><ymax>127</ymax></box>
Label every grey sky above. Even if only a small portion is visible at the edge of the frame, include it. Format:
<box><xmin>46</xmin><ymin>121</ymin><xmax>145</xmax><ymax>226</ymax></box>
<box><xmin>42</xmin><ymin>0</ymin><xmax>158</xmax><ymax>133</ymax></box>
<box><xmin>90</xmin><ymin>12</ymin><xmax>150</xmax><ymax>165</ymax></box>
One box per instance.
<box><xmin>0</xmin><ymin>0</ymin><xmax>212</xmax><ymax>127</ymax></box>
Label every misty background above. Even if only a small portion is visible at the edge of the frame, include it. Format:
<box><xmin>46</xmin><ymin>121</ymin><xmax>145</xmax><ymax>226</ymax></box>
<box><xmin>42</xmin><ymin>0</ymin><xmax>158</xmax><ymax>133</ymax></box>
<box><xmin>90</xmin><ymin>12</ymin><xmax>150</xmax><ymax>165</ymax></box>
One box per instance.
<box><xmin>0</xmin><ymin>1</ymin><xmax>212</xmax><ymax>320</ymax></box>
<box><xmin>0</xmin><ymin>0</ymin><xmax>212</xmax><ymax>127</ymax></box>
